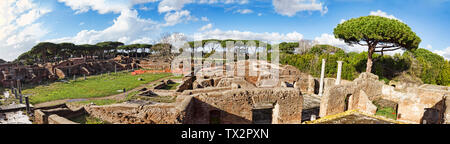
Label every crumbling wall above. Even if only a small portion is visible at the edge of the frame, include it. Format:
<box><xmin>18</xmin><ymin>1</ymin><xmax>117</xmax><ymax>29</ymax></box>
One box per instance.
<box><xmin>294</xmin><ymin>74</ymin><xmax>315</xmax><ymax>94</ymax></box>
<box><xmin>34</xmin><ymin>109</ymin><xmax>47</xmax><ymax>124</ymax></box>
<box><xmin>187</xmin><ymin>88</ymin><xmax>302</xmax><ymax>124</ymax></box>
<box><xmin>382</xmin><ymin>85</ymin><xmax>449</xmax><ymax>124</ymax></box>
<box><xmin>319</xmin><ymin>73</ymin><xmax>384</xmax><ymax>117</ymax></box>
<box><xmin>34</xmin><ymin>105</ymin><xmax>86</xmax><ymax>124</ymax></box>
<box><xmin>445</xmin><ymin>98</ymin><xmax>450</xmax><ymax>124</ymax></box>
<box><xmin>85</xmin><ymin>103</ymin><xmax>185</xmax><ymax>124</ymax></box>
<box><xmin>48</xmin><ymin>114</ymin><xmax>78</xmax><ymax>124</ymax></box>
<box><xmin>176</xmin><ymin>76</ymin><xmax>195</xmax><ymax>92</ymax></box>
<box><xmin>216</xmin><ymin>77</ymin><xmax>256</xmax><ymax>89</ymax></box>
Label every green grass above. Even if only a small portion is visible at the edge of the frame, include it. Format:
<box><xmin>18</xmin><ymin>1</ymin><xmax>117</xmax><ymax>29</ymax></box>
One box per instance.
<box><xmin>70</xmin><ymin>99</ymin><xmax>120</xmax><ymax>106</ymax></box>
<box><xmin>163</xmin><ymin>83</ymin><xmax>181</xmax><ymax>90</ymax></box>
<box><xmin>70</xmin><ymin>114</ymin><xmax>109</xmax><ymax>124</ymax></box>
<box><xmin>69</xmin><ymin>91</ymin><xmax>139</xmax><ymax>106</ymax></box>
<box><xmin>375</xmin><ymin>107</ymin><xmax>397</xmax><ymax>120</ymax></box>
<box><xmin>23</xmin><ymin>72</ymin><xmax>172</xmax><ymax>104</ymax></box>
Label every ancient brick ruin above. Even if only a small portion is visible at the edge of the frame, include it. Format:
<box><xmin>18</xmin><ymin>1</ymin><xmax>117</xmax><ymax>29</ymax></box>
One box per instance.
<box><xmin>76</xmin><ymin>60</ymin><xmax>313</xmax><ymax>124</ymax></box>
<box><xmin>8</xmin><ymin>58</ymin><xmax>449</xmax><ymax>124</ymax></box>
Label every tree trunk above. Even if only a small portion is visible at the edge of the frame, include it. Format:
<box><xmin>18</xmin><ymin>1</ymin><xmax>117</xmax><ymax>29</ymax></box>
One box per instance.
<box><xmin>366</xmin><ymin>45</ymin><xmax>375</xmax><ymax>73</ymax></box>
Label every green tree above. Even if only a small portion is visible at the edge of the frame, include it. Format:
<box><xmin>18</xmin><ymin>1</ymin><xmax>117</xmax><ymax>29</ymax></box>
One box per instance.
<box><xmin>30</xmin><ymin>42</ymin><xmax>58</xmax><ymax>63</ymax></box>
<box><xmin>334</xmin><ymin>16</ymin><xmax>421</xmax><ymax>73</ymax></box>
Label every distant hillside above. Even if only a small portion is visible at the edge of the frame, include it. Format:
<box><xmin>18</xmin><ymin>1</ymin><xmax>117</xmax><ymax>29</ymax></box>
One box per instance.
<box><xmin>280</xmin><ymin>45</ymin><xmax>450</xmax><ymax>86</ymax></box>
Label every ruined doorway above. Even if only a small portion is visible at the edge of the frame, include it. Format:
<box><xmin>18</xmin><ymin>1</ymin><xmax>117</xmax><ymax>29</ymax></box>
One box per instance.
<box><xmin>252</xmin><ymin>108</ymin><xmax>273</xmax><ymax>124</ymax></box>
<box><xmin>344</xmin><ymin>94</ymin><xmax>353</xmax><ymax>111</ymax></box>
<box><xmin>209</xmin><ymin>110</ymin><xmax>221</xmax><ymax>124</ymax></box>
<box><xmin>421</xmin><ymin>108</ymin><xmax>441</xmax><ymax>124</ymax></box>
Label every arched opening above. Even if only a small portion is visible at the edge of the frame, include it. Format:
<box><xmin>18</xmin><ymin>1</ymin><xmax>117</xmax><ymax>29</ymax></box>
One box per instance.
<box><xmin>209</xmin><ymin>110</ymin><xmax>221</xmax><ymax>124</ymax></box>
<box><xmin>344</xmin><ymin>94</ymin><xmax>353</xmax><ymax>111</ymax></box>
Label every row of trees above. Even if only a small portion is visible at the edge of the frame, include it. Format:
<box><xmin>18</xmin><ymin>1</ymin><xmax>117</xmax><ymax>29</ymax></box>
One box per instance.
<box><xmin>15</xmin><ymin>41</ymin><xmax>175</xmax><ymax>65</ymax></box>
<box><xmin>280</xmin><ymin>45</ymin><xmax>450</xmax><ymax>86</ymax></box>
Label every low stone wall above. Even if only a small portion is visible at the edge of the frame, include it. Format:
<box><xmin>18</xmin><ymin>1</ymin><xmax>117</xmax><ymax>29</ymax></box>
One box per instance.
<box><xmin>48</xmin><ymin>114</ymin><xmax>78</xmax><ymax>124</ymax></box>
<box><xmin>34</xmin><ymin>104</ymin><xmax>86</xmax><ymax>124</ymax></box>
<box><xmin>85</xmin><ymin>103</ymin><xmax>186</xmax><ymax>124</ymax></box>
<box><xmin>34</xmin><ymin>110</ymin><xmax>47</xmax><ymax>124</ymax></box>
<box><xmin>181</xmin><ymin>87</ymin><xmax>232</xmax><ymax>95</ymax></box>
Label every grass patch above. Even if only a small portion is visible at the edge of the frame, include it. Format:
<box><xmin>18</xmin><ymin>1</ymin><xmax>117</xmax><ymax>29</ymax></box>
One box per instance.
<box><xmin>163</xmin><ymin>83</ymin><xmax>180</xmax><ymax>90</ymax></box>
<box><xmin>69</xmin><ymin>91</ymin><xmax>140</xmax><ymax>106</ymax></box>
<box><xmin>70</xmin><ymin>99</ymin><xmax>119</xmax><ymax>106</ymax></box>
<box><xmin>130</xmin><ymin>94</ymin><xmax>176</xmax><ymax>103</ymax></box>
<box><xmin>375</xmin><ymin>107</ymin><xmax>397</xmax><ymax>120</ymax></box>
<box><xmin>70</xmin><ymin>114</ymin><xmax>109</xmax><ymax>124</ymax></box>
<box><xmin>23</xmin><ymin>72</ymin><xmax>172</xmax><ymax>104</ymax></box>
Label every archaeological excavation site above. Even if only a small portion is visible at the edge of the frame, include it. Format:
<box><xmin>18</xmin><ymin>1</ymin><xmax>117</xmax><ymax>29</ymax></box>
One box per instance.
<box><xmin>1</xmin><ymin>53</ymin><xmax>449</xmax><ymax>124</ymax></box>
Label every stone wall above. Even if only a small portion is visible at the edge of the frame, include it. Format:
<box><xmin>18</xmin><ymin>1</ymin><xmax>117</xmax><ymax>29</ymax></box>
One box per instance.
<box><xmin>382</xmin><ymin>85</ymin><xmax>449</xmax><ymax>124</ymax></box>
<box><xmin>34</xmin><ymin>104</ymin><xmax>86</xmax><ymax>124</ymax></box>
<box><xmin>84</xmin><ymin>87</ymin><xmax>302</xmax><ymax>124</ymax></box>
<box><xmin>185</xmin><ymin>88</ymin><xmax>302</xmax><ymax>124</ymax></box>
<box><xmin>34</xmin><ymin>110</ymin><xmax>47</xmax><ymax>124</ymax></box>
<box><xmin>176</xmin><ymin>76</ymin><xmax>195</xmax><ymax>92</ymax></box>
<box><xmin>319</xmin><ymin>73</ymin><xmax>384</xmax><ymax>117</ymax></box>
<box><xmin>47</xmin><ymin>114</ymin><xmax>78</xmax><ymax>124</ymax></box>
<box><xmin>85</xmin><ymin>103</ymin><xmax>185</xmax><ymax>124</ymax></box>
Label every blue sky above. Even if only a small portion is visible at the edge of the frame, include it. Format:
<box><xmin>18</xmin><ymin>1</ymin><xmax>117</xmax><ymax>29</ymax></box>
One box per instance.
<box><xmin>1</xmin><ymin>0</ymin><xmax>449</xmax><ymax>61</ymax></box>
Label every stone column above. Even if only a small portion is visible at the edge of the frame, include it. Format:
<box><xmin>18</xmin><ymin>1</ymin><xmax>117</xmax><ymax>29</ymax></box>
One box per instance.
<box><xmin>319</xmin><ymin>59</ymin><xmax>326</xmax><ymax>96</ymax></box>
<box><xmin>335</xmin><ymin>61</ymin><xmax>343</xmax><ymax>85</ymax></box>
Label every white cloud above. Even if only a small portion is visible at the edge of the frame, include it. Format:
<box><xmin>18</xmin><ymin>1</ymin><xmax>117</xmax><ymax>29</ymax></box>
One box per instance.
<box><xmin>139</xmin><ymin>6</ymin><xmax>152</xmax><ymax>11</ymax></box>
<box><xmin>369</xmin><ymin>10</ymin><xmax>402</xmax><ymax>22</ymax></box>
<box><xmin>58</xmin><ymin>0</ymin><xmax>159</xmax><ymax>14</ymax></box>
<box><xmin>314</xmin><ymin>33</ymin><xmax>405</xmax><ymax>55</ymax></box>
<box><xmin>425</xmin><ymin>44</ymin><xmax>450</xmax><ymax>60</ymax></box>
<box><xmin>314</xmin><ymin>33</ymin><xmax>365</xmax><ymax>52</ymax></box>
<box><xmin>0</xmin><ymin>0</ymin><xmax>51</xmax><ymax>61</ymax></box>
<box><xmin>258</xmin><ymin>13</ymin><xmax>262</xmax><ymax>16</ymax></box>
<box><xmin>163</xmin><ymin>10</ymin><xmax>197</xmax><ymax>26</ymax></box>
<box><xmin>272</xmin><ymin>0</ymin><xmax>328</xmax><ymax>17</ymax></box>
<box><xmin>193</xmin><ymin>29</ymin><xmax>303</xmax><ymax>43</ymax></box>
<box><xmin>49</xmin><ymin>9</ymin><xmax>160</xmax><ymax>45</ymax></box>
<box><xmin>433</xmin><ymin>47</ymin><xmax>450</xmax><ymax>60</ymax></box>
<box><xmin>201</xmin><ymin>16</ymin><xmax>209</xmax><ymax>21</ymax></box>
<box><xmin>158</xmin><ymin>0</ymin><xmax>193</xmax><ymax>13</ymax></box>
<box><xmin>339</xmin><ymin>19</ymin><xmax>346</xmax><ymax>24</ymax></box>
<box><xmin>426</xmin><ymin>44</ymin><xmax>433</xmax><ymax>50</ymax></box>
<box><xmin>199</xmin><ymin>23</ymin><xmax>213</xmax><ymax>31</ymax></box>
<box><xmin>235</xmin><ymin>9</ymin><xmax>253</xmax><ymax>14</ymax></box>
<box><xmin>198</xmin><ymin>0</ymin><xmax>249</xmax><ymax>4</ymax></box>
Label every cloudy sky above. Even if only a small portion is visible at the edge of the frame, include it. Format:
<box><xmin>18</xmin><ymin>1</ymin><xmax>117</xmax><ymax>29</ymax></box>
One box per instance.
<box><xmin>1</xmin><ymin>0</ymin><xmax>449</xmax><ymax>61</ymax></box>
